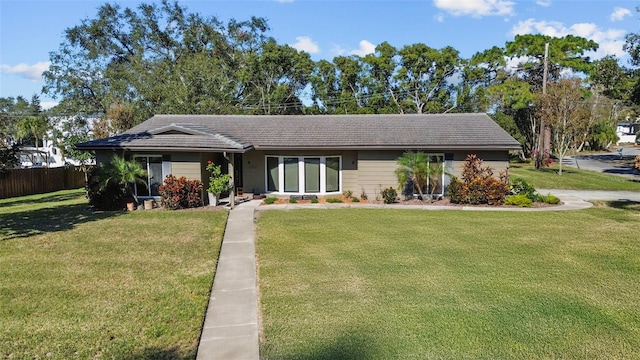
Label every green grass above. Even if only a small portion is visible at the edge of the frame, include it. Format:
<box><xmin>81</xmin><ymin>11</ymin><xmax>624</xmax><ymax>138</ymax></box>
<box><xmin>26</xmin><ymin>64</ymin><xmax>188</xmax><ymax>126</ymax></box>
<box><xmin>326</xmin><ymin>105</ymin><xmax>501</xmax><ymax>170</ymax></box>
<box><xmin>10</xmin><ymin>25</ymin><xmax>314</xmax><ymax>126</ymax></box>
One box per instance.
<box><xmin>0</xmin><ymin>189</ymin><xmax>228</xmax><ymax>359</ymax></box>
<box><xmin>509</xmin><ymin>162</ymin><xmax>640</xmax><ymax>191</ymax></box>
<box><xmin>257</xmin><ymin>208</ymin><xmax>640</xmax><ymax>359</ymax></box>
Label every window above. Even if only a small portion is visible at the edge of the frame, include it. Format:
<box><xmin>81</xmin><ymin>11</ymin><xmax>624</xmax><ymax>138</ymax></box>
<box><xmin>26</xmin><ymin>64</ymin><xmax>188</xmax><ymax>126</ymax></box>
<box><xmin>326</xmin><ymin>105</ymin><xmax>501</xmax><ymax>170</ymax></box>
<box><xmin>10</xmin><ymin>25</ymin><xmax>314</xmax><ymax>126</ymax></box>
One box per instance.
<box><xmin>304</xmin><ymin>158</ymin><xmax>320</xmax><ymax>193</ymax></box>
<box><xmin>284</xmin><ymin>157</ymin><xmax>299</xmax><ymax>192</ymax></box>
<box><xmin>326</xmin><ymin>157</ymin><xmax>340</xmax><ymax>192</ymax></box>
<box><xmin>427</xmin><ymin>154</ymin><xmax>445</xmax><ymax>195</ymax></box>
<box><xmin>134</xmin><ymin>155</ymin><xmax>163</xmax><ymax>197</ymax></box>
<box><xmin>266</xmin><ymin>156</ymin><xmax>279</xmax><ymax>192</ymax></box>
<box><xmin>265</xmin><ymin>156</ymin><xmax>341</xmax><ymax>194</ymax></box>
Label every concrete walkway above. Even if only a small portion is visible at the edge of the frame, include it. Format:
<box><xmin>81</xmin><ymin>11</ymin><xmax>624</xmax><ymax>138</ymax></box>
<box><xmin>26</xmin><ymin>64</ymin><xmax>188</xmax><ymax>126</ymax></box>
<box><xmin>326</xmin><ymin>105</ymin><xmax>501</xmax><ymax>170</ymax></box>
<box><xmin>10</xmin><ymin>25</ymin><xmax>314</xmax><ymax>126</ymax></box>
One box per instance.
<box><xmin>196</xmin><ymin>200</ymin><xmax>261</xmax><ymax>360</ymax></box>
<box><xmin>538</xmin><ymin>188</ymin><xmax>640</xmax><ymax>202</ymax></box>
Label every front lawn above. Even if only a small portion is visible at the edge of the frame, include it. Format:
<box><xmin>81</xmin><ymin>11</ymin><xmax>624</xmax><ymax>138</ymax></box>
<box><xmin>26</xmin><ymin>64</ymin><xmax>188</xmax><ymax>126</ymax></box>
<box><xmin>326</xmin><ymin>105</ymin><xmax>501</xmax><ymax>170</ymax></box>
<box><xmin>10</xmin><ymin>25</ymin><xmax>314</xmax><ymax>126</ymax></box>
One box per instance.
<box><xmin>257</xmin><ymin>208</ymin><xmax>640</xmax><ymax>359</ymax></box>
<box><xmin>0</xmin><ymin>189</ymin><xmax>227</xmax><ymax>359</ymax></box>
<box><xmin>509</xmin><ymin>162</ymin><xmax>640</xmax><ymax>191</ymax></box>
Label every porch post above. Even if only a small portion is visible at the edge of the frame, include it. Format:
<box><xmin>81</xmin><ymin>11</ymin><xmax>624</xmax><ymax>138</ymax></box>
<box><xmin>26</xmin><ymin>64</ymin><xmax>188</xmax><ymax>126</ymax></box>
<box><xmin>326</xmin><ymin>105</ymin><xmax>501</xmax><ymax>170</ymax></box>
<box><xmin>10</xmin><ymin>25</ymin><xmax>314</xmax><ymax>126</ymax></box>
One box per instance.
<box><xmin>226</xmin><ymin>152</ymin><xmax>235</xmax><ymax>209</ymax></box>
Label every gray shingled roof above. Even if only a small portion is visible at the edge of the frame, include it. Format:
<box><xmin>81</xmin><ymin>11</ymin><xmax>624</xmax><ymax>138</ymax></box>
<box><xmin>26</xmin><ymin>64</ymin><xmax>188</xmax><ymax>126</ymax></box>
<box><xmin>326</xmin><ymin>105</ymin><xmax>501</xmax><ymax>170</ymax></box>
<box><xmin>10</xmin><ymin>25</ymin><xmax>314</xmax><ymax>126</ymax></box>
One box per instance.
<box><xmin>77</xmin><ymin>113</ymin><xmax>522</xmax><ymax>152</ymax></box>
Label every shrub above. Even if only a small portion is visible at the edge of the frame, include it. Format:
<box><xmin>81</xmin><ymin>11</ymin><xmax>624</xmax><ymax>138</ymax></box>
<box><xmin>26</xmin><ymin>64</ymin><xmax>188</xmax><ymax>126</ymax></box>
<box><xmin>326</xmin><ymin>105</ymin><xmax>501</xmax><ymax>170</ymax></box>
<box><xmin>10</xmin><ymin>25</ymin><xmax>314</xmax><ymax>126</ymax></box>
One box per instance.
<box><xmin>510</xmin><ymin>177</ymin><xmax>537</xmax><ymax>200</ymax></box>
<box><xmin>635</xmin><ymin>155</ymin><xmax>640</xmax><ymax>172</ymax></box>
<box><xmin>446</xmin><ymin>177</ymin><xmax>464</xmax><ymax>204</ymax></box>
<box><xmin>351</xmin><ymin>197</ymin><xmax>360</xmax><ymax>203</ymax></box>
<box><xmin>342</xmin><ymin>190</ymin><xmax>353</xmax><ymax>199</ymax></box>
<box><xmin>326</xmin><ymin>198</ymin><xmax>343</xmax><ymax>203</ymax></box>
<box><xmin>289</xmin><ymin>197</ymin><xmax>297</xmax><ymax>204</ymax></box>
<box><xmin>158</xmin><ymin>175</ymin><xmax>203</xmax><ymax>210</ymax></box>
<box><xmin>360</xmin><ymin>189</ymin><xmax>368</xmax><ymax>200</ymax></box>
<box><xmin>86</xmin><ymin>166</ymin><xmax>124</xmax><ymax>211</ymax></box>
<box><xmin>263</xmin><ymin>197</ymin><xmax>277</xmax><ymax>205</ymax></box>
<box><xmin>504</xmin><ymin>194</ymin><xmax>533</xmax><ymax>207</ymax></box>
<box><xmin>382</xmin><ymin>187</ymin><xmax>397</xmax><ymax>204</ymax></box>
<box><xmin>446</xmin><ymin>155</ymin><xmax>509</xmax><ymax>205</ymax></box>
<box><xmin>311</xmin><ymin>198</ymin><xmax>319</xmax><ymax>204</ymax></box>
<box><xmin>206</xmin><ymin>161</ymin><xmax>231</xmax><ymax>195</ymax></box>
<box><xmin>537</xmin><ymin>193</ymin><xmax>560</xmax><ymax>205</ymax></box>
<box><xmin>485</xmin><ymin>177</ymin><xmax>511</xmax><ymax>206</ymax></box>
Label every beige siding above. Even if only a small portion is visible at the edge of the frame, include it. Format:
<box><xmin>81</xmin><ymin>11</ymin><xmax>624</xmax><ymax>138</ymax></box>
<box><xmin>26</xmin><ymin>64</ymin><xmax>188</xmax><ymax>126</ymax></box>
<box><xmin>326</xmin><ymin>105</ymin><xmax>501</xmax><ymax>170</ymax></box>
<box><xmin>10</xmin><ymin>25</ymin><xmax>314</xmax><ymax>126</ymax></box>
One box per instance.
<box><xmin>450</xmin><ymin>151</ymin><xmax>510</xmax><ymax>179</ymax></box>
<box><xmin>171</xmin><ymin>153</ymin><xmax>202</xmax><ymax>180</ymax></box>
<box><xmin>357</xmin><ymin>151</ymin><xmax>403</xmax><ymax>200</ymax></box>
<box><xmin>341</xmin><ymin>151</ymin><xmax>358</xmax><ymax>194</ymax></box>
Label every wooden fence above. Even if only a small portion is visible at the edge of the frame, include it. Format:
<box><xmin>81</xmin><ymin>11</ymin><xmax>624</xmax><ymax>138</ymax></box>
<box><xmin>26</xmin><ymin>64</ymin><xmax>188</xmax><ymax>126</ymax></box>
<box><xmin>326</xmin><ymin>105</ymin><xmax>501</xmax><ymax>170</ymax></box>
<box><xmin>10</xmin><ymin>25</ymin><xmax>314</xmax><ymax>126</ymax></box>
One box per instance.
<box><xmin>0</xmin><ymin>167</ymin><xmax>87</xmax><ymax>199</ymax></box>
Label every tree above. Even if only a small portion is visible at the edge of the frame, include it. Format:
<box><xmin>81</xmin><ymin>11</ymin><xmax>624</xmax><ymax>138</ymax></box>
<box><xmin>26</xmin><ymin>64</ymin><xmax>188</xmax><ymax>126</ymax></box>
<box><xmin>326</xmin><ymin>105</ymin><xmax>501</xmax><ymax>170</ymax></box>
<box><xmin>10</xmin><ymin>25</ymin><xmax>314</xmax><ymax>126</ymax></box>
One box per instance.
<box><xmin>43</xmin><ymin>1</ymin><xmax>300</xmax><ymax>128</ymax></box>
<box><xmin>456</xmin><ymin>46</ymin><xmax>508</xmax><ymax>113</ymax></box>
<box><xmin>1</xmin><ymin>96</ymin><xmax>41</xmax><ymax>142</ymax></box>
<box><xmin>536</xmin><ymin>78</ymin><xmax>589</xmax><ymax>175</ymax></box>
<box><xmin>492</xmin><ymin>34</ymin><xmax>598</xmax><ymax>165</ymax></box>
<box><xmin>239</xmin><ymin>40</ymin><xmax>314</xmax><ymax>114</ymax></box>
<box><xmin>16</xmin><ymin>116</ymin><xmax>49</xmax><ymax>149</ymax></box>
<box><xmin>0</xmin><ymin>141</ymin><xmax>20</xmax><ymax>177</ymax></box>
<box><xmin>505</xmin><ymin>34</ymin><xmax>598</xmax><ymax>90</ymax></box>
<box><xmin>395</xmin><ymin>44</ymin><xmax>459</xmax><ymax>113</ymax></box>
<box><xmin>361</xmin><ymin>42</ymin><xmax>404</xmax><ymax>114</ymax></box>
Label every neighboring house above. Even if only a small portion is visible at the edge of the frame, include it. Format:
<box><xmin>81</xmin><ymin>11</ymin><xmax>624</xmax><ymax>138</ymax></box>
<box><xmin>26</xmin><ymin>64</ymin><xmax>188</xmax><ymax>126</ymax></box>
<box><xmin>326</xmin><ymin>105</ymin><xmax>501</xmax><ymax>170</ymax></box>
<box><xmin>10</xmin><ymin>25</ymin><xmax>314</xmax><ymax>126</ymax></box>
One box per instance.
<box><xmin>19</xmin><ymin>115</ymin><xmax>97</xmax><ymax>168</ymax></box>
<box><xmin>77</xmin><ymin>113</ymin><xmax>521</xmax><ymax>202</ymax></box>
<box><xmin>616</xmin><ymin>121</ymin><xmax>640</xmax><ymax>145</ymax></box>
<box><xmin>19</xmin><ymin>139</ymin><xmax>66</xmax><ymax>168</ymax></box>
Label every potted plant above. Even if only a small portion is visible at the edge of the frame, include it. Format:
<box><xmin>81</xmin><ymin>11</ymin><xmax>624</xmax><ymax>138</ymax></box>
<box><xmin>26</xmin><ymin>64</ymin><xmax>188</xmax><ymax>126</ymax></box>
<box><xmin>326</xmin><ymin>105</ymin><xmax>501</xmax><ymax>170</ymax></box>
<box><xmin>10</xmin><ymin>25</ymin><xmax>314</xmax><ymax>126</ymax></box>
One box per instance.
<box><xmin>206</xmin><ymin>160</ymin><xmax>231</xmax><ymax>206</ymax></box>
<box><xmin>100</xmin><ymin>155</ymin><xmax>148</xmax><ymax>211</ymax></box>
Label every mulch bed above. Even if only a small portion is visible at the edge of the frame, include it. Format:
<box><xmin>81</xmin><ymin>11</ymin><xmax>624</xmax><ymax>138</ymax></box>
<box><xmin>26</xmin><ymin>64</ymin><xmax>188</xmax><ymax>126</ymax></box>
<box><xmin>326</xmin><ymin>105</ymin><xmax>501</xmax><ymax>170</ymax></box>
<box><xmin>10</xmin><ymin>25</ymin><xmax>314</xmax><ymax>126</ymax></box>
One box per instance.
<box><xmin>261</xmin><ymin>196</ymin><xmax>559</xmax><ymax>208</ymax></box>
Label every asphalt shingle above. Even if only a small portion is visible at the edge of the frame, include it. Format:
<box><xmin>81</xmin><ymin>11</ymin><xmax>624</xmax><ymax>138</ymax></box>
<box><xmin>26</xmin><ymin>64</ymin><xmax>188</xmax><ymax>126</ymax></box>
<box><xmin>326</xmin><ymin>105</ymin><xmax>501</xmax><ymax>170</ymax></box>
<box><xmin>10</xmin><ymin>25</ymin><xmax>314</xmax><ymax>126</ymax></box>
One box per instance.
<box><xmin>78</xmin><ymin>113</ymin><xmax>522</xmax><ymax>151</ymax></box>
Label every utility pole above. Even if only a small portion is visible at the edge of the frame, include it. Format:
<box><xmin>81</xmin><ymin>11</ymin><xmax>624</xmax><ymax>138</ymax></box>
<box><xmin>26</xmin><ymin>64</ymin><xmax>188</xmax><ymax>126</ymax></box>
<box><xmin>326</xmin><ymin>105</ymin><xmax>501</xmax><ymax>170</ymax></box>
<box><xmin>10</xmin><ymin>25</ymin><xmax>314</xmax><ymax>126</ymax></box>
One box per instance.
<box><xmin>536</xmin><ymin>42</ymin><xmax>549</xmax><ymax>169</ymax></box>
<box><xmin>542</xmin><ymin>42</ymin><xmax>551</xmax><ymax>157</ymax></box>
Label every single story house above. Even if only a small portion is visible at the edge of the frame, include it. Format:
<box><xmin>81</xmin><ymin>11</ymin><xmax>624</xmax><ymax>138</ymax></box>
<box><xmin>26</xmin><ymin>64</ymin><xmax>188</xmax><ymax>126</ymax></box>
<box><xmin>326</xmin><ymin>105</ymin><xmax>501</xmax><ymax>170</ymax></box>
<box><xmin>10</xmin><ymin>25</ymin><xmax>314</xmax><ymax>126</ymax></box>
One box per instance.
<box><xmin>77</xmin><ymin>113</ymin><xmax>521</xmax><ymax>203</ymax></box>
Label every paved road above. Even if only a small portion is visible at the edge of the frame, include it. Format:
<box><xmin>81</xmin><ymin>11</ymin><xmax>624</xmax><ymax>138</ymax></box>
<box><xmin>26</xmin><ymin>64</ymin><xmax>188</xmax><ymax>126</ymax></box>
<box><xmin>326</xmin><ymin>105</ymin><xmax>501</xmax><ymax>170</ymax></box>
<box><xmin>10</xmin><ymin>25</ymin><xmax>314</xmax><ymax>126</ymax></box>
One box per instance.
<box><xmin>561</xmin><ymin>146</ymin><xmax>640</xmax><ymax>179</ymax></box>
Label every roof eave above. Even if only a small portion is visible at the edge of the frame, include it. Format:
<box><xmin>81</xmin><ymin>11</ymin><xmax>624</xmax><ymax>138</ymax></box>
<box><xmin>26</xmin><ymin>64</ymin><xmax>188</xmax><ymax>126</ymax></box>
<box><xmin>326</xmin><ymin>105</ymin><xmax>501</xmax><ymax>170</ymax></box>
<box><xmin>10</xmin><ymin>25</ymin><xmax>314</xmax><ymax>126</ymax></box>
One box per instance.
<box><xmin>252</xmin><ymin>144</ymin><xmax>522</xmax><ymax>151</ymax></box>
<box><xmin>75</xmin><ymin>145</ymin><xmax>251</xmax><ymax>153</ymax></box>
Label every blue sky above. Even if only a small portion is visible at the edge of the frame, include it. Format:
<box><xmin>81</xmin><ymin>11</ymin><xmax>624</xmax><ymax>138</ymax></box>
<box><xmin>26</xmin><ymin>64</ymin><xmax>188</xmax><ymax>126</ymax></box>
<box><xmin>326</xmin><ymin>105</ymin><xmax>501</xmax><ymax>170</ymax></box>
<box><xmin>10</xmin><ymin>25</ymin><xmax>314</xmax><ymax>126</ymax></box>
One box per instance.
<box><xmin>1</xmin><ymin>0</ymin><xmax>638</xmax><ymax>109</ymax></box>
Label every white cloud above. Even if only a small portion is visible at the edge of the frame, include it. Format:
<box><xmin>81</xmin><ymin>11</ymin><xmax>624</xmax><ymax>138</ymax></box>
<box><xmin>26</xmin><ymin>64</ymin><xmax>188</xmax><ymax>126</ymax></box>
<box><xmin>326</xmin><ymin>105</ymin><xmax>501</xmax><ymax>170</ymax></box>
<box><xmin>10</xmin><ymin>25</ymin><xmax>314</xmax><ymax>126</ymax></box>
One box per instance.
<box><xmin>433</xmin><ymin>0</ymin><xmax>515</xmax><ymax>17</ymax></box>
<box><xmin>0</xmin><ymin>62</ymin><xmax>50</xmax><ymax>81</ymax></box>
<box><xmin>41</xmin><ymin>101</ymin><xmax>58</xmax><ymax>110</ymax></box>
<box><xmin>536</xmin><ymin>0</ymin><xmax>551</xmax><ymax>7</ymax></box>
<box><xmin>610</xmin><ymin>7</ymin><xmax>631</xmax><ymax>22</ymax></box>
<box><xmin>349</xmin><ymin>40</ymin><xmax>376</xmax><ymax>57</ymax></box>
<box><xmin>509</xmin><ymin>18</ymin><xmax>627</xmax><ymax>59</ymax></box>
<box><xmin>434</xmin><ymin>13</ymin><xmax>445</xmax><ymax>23</ymax></box>
<box><xmin>291</xmin><ymin>36</ymin><xmax>320</xmax><ymax>54</ymax></box>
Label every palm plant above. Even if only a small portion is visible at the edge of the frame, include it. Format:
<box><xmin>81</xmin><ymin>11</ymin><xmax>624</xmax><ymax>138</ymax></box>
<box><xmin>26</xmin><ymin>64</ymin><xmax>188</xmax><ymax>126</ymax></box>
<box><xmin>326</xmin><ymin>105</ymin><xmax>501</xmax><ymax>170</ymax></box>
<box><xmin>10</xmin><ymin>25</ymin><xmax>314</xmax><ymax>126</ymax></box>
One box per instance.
<box><xmin>395</xmin><ymin>151</ymin><xmax>430</xmax><ymax>199</ymax></box>
<box><xmin>100</xmin><ymin>155</ymin><xmax>148</xmax><ymax>204</ymax></box>
<box><xmin>426</xmin><ymin>160</ymin><xmax>448</xmax><ymax>201</ymax></box>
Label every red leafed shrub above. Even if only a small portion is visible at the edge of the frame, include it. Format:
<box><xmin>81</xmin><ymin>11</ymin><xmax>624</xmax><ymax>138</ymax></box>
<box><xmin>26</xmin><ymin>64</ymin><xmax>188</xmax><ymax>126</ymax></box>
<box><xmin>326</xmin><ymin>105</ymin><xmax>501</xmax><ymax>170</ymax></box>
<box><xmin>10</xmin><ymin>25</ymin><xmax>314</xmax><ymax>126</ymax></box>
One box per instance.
<box><xmin>159</xmin><ymin>175</ymin><xmax>203</xmax><ymax>210</ymax></box>
<box><xmin>447</xmin><ymin>154</ymin><xmax>510</xmax><ymax>205</ymax></box>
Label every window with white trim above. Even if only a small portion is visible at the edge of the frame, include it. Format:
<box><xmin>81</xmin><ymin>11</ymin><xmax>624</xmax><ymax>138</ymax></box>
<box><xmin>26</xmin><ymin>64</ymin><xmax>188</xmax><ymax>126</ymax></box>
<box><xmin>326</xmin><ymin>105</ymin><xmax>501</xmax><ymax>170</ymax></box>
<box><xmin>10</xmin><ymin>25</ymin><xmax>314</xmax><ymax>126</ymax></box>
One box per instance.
<box><xmin>265</xmin><ymin>156</ymin><xmax>341</xmax><ymax>194</ymax></box>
